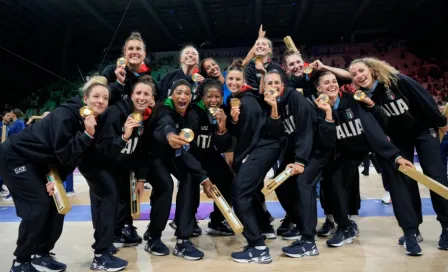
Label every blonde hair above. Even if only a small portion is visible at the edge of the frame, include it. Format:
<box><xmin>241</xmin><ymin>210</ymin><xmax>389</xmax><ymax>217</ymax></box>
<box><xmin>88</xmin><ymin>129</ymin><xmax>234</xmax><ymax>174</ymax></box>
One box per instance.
<box><xmin>123</xmin><ymin>32</ymin><xmax>146</xmax><ymax>51</ymax></box>
<box><xmin>350</xmin><ymin>57</ymin><xmax>399</xmax><ymax>88</ymax></box>
<box><xmin>82</xmin><ymin>76</ymin><xmax>109</xmax><ymax>97</ymax></box>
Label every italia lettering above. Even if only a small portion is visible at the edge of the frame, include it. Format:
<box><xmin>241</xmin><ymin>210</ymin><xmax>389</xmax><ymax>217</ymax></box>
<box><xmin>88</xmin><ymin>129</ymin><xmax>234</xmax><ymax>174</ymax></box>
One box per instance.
<box><xmin>197</xmin><ymin>134</ymin><xmax>211</xmax><ymax>149</ymax></box>
<box><xmin>382</xmin><ymin>98</ymin><xmax>409</xmax><ymax>117</ymax></box>
<box><xmin>121</xmin><ymin>138</ymin><xmax>138</xmax><ymax>154</ymax></box>
<box><xmin>336</xmin><ymin>119</ymin><xmax>364</xmax><ymax>139</ymax></box>
<box><xmin>282</xmin><ymin>115</ymin><xmax>295</xmax><ymax>135</ymax></box>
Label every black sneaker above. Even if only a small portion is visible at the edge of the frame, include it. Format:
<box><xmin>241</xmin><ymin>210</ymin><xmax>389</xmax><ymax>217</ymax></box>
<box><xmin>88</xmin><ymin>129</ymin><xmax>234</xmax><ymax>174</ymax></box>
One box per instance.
<box><xmin>276</xmin><ymin>217</ymin><xmax>294</xmax><ymax>236</ymax></box>
<box><xmin>90</xmin><ymin>252</ymin><xmax>128</xmax><ymax>271</ymax></box>
<box><xmin>282</xmin><ymin>227</ymin><xmax>301</xmax><ymax>240</ymax></box>
<box><xmin>173</xmin><ymin>240</ymin><xmax>204</xmax><ymax>261</ymax></box>
<box><xmin>206</xmin><ymin>221</ymin><xmax>234</xmax><ymax>236</ymax></box>
<box><xmin>282</xmin><ymin>239</ymin><xmax>319</xmax><ymax>258</ymax></box>
<box><xmin>350</xmin><ymin>220</ymin><xmax>359</xmax><ymax>236</ymax></box>
<box><xmin>326</xmin><ymin>227</ymin><xmax>354</xmax><ymax>247</ymax></box>
<box><xmin>404</xmin><ymin>234</ymin><xmax>423</xmax><ymax>256</ymax></box>
<box><xmin>317</xmin><ymin>219</ymin><xmax>336</xmax><ymax>237</ymax></box>
<box><xmin>113</xmin><ymin>235</ymin><xmax>139</xmax><ymax>248</ymax></box>
<box><xmin>398</xmin><ymin>230</ymin><xmax>423</xmax><ymax>245</ymax></box>
<box><xmin>10</xmin><ymin>261</ymin><xmax>38</xmax><ymax>272</ymax></box>
<box><xmin>438</xmin><ymin>228</ymin><xmax>448</xmax><ymax>250</ymax></box>
<box><xmin>169</xmin><ymin>221</ymin><xmax>202</xmax><ymax>237</ymax></box>
<box><xmin>108</xmin><ymin>245</ymin><xmax>119</xmax><ymax>255</ymax></box>
<box><xmin>231</xmin><ymin>246</ymin><xmax>272</xmax><ymax>264</ymax></box>
<box><xmin>122</xmin><ymin>225</ymin><xmax>142</xmax><ymax>244</ymax></box>
<box><xmin>143</xmin><ymin>229</ymin><xmax>150</xmax><ymax>241</ymax></box>
<box><xmin>261</xmin><ymin>225</ymin><xmax>277</xmax><ymax>240</ymax></box>
<box><xmin>144</xmin><ymin>239</ymin><xmax>170</xmax><ymax>256</ymax></box>
<box><xmin>31</xmin><ymin>253</ymin><xmax>66</xmax><ymax>272</ymax></box>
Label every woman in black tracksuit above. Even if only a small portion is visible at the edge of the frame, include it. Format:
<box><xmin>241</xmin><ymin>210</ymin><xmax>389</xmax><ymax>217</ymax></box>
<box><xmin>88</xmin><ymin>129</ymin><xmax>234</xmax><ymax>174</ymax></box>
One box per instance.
<box><xmin>0</xmin><ymin>77</ymin><xmax>109</xmax><ymax>272</ymax></box>
<box><xmin>143</xmin><ymin>79</ymin><xmax>214</xmax><ymax>261</ymax></box>
<box><xmin>101</xmin><ymin>32</ymin><xmax>152</xmax><ymax>106</ymax></box>
<box><xmin>315</xmin><ymin>71</ymin><xmax>423</xmax><ymax>256</ymax></box>
<box><xmin>78</xmin><ymin>75</ymin><xmax>154</xmax><ymax>271</ymax></box>
<box><xmin>224</xmin><ymin>60</ymin><xmax>283</xmax><ymax>264</ymax></box>
<box><xmin>350</xmin><ymin>57</ymin><xmax>448</xmax><ymax>251</ymax></box>
<box><xmin>188</xmin><ymin>79</ymin><xmax>235</xmax><ymax>235</ymax></box>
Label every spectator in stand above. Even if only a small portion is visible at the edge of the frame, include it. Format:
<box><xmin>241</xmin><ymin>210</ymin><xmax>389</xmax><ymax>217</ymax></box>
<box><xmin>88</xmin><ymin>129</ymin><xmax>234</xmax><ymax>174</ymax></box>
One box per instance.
<box><xmin>0</xmin><ymin>111</ymin><xmax>11</xmax><ymax>198</ymax></box>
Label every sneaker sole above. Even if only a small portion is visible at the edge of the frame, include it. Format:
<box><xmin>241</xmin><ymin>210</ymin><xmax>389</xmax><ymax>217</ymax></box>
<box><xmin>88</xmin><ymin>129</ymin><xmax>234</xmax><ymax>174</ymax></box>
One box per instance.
<box><xmin>113</xmin><ymin>242</ymin><xmax>139</xmax><ymax>248</ymax></box>
<box><xmin>262</xmin><ymin>233</ymin><xmax>277</xmax><ymax>239</ymax></box>
<box><xmin>282</xmin><ymin>235</ymin><xmax>301</xmax><ymax>240</ymax></box>
<box><xmin>31</xmin><ymin>264</ymin><xmax>66</xmax><ymax>272</ymax></box>
<box><xmin>327</xmin><ymin>237</ymin><xmax>354</xmax><ymax>247</ymax></box>
<box><xmin>173</xmin><ymin>250</ymin><xmax>203</xmax><ymax>261</ymax></box>
<box><xmin>90</xmin><ymin>264</ymin><xmax>127</xmax><ymax>272</ymax></box>
<box><xmin>317</xmin><ymin>230</ymin><xmax>336</xmax><ymax>237</ymax></box>
<box><xmin>404</xmin><ymin>242</ymin><xmax>423</xmax><ymax>256</ymax></box>
<box><xmin>283</xmin><ymin>249</ymin><xmax>319</xmax><ymax>258</ymax></box>
<box><xmin>205</xmin><ymin>228</ymin><xmax>235</xmax><ymax>236</ymax></box>
<box><xmin>144</xmin><ymin>246</ymin><xmax>169</xmax><ymax>256</ymax></box>
<box><xmin>231</xmin><ymin>256</ymin><xmax>272</xmax><ymax>264</ymax></box>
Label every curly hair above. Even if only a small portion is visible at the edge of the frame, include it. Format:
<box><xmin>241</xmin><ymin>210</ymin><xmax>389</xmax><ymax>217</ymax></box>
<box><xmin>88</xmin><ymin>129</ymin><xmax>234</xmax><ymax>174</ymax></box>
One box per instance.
<box><xmin>350</xmin><ymin>57</ymin><xmax>399</xmax><ymax>88</ymax></box>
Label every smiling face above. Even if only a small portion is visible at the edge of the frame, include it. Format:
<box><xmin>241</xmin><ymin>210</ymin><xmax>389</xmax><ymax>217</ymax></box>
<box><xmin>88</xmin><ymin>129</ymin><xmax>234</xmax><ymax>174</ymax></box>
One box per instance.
<box><xmin>180</xmin><ymin>46</ymin><xmax>199</xmax><ymax>67</ymax></box>
<box><xmin>226</xmin><ymin>70</ymin><xmax>244</xmax><ymax>95</ymax></box>
<box><xmin>254</xmin><ymin>38</ymin><xmax>272</xmax><ymax>58</ymax></box>
<box><xmin>316</xmin><ymin>73</ymin><xmax>340</xmax><ymax>101</ymax></box>
<box><xmin>349</xmin><ymin>62</ymin><xmax>375</xmax><ymax>89</ymax></box>
<box><xmin>84</xmin><ymin>85</ymin><xmax>109</xmax><ymax>116</ymax></box>
<box><xmin>124</xmin><ymin>40</ymin><xmax>146</xmax><ymax>67</ymax></box>
<box><xmin>172</xmin><ymin>84</ymin><xmax>192</xmax><ymax>114</ymax></box>
<box><xmin>131</xmin><ymin>83</ymin><xmax>153</xmax><ymax>112</ymax></box>
<box><xmin>202</xmin><ymin>59</ymin><xmax>221</xmax><ymax>78</ymax></box>
<box><xmin>264</xmin><ymin>73</ymin><xmax>284</xmax><ymax>94</ymax></box>
<box><xmin>203</xmin><ymin>88</ymin><xmax>223</xmax><ymax>109</ymax></box>
<box><xmin>284</xmin><ymin>54</ymin><xmax>304</xmax><ymax>77</ymax></box>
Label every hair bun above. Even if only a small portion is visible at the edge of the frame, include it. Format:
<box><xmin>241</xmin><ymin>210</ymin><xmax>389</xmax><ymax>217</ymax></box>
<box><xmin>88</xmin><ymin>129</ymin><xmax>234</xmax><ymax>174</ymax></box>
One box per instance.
<box><xmin>138</xmin><ymin>75</ymin><xmax>154</xmax><ymax>84</ymax></box>
<box><xmin>231</xmin><ymin>58</ymin><xmax>243</xmax><ymax>68</ymax></box>
<box><xmin>129</xmin><ymin>32</ymin><xmax>142</xmax><ymax>39</ymax></box>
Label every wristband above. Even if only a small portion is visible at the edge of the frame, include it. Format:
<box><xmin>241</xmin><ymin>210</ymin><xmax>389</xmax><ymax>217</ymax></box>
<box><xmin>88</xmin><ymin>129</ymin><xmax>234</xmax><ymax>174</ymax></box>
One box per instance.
<box><xmin>84</xmin><ymin>131</ymin><xmax>94</xmax><ymax>139</ymax></box>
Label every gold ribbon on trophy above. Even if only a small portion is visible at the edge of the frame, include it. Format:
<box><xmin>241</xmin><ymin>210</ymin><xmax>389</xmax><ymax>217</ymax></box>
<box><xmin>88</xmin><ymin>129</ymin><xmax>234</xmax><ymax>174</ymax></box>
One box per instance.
<box><xmin>46</xmin><ymin>166</ymin><xmax>72</xmax><ymax>215</ymax></box>
<box><xmin>210</xmin><ymin>185</ymin><xmax>244</xmax><ymax>234</ymax></box>
<box><xmin>129</xmin><ymin>171</ymin><xmax>141</xmax><ymax>219</ymax></box>
<box><xmin>262</xmin><ymin>167</ymin><xmax>294</xmax><ymax>196</ymax></box>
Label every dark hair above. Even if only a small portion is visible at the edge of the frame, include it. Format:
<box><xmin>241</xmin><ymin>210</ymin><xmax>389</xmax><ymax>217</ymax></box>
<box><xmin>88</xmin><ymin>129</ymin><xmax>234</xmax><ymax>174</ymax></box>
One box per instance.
<box><xmin>11</xmin><ymin>108</ymin><xmax>24</xmax><ymax>118</ymax></box>
<box><xmin>2</xmin><ymin>111</ymin><xmax>9</xmax><ymax>117</ymax></box>
<box><xmin>197</xmin><ymin>79</ymin><xmax>223</xmax><ymax>98</ymax></box>
<box><xmin>132</xmin><ymin>75</ymin><xmax>155</xmax><ymax>95</ymax></box>
<box><xmin>313</xmin><ymin>71</ymin><xmax>335</xmax><ymax>87</ymax></box>
<box><xmin>123</xmin><ymin>32</ymin><xmax>146</xmax><ymax>51</ymax></box>
<box><xmin>263</xmin><ymin>69</ymin><xmax>283</xmax><ymax>84</ymax></box>
<box><xmin>199</xmin><ymin>57</ymin><xmax>217</xmax><ymax>78</ymax></box>
<box><xmin>227</xmin><ymin>58</ymin><xmax>244</xmax><ymax>73</ymax></box>
<box><xmin>169</xmin><ymin>79</ymin><xmax>192</xmax><ymax>96</ymax></box>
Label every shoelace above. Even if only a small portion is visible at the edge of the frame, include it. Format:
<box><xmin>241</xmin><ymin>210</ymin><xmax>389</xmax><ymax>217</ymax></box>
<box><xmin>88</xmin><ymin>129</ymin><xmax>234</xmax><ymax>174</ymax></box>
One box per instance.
<box><xmin>291</xmin><ymin>240</ymin><xmax>305</xmax><ymax>247</ymax></box>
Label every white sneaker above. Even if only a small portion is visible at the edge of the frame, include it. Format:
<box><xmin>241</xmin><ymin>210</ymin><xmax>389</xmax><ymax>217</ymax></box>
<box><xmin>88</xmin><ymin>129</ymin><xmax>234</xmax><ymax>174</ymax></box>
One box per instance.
<box><xmin>0</xmin><ymin>189</ymin><xmax>9</xmax><ymax>197</ymax></box>
<box><xmin>381</xmin><ymin>192</ymin><xmax>391</xmax><ymax>204</ymax></box>
<box><xmin>144</xmin><ymin>183</ymin><xmax>152</xmax><ymax>190</ymax></box>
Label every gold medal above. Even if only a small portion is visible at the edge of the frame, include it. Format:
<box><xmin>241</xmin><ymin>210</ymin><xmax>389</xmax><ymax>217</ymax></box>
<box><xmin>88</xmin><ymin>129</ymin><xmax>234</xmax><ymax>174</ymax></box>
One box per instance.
<box><xmin>354</xmin><ymin>90</ymin><xmax>366</xmax><ymax>101</ymax></box>
<box><xmin>318</xmin><ymin>93</ymin><xmax>329</xmax><ymax>103</ymax></box>
<box><xmin>304</xmin><ymin>66</ymin><xmax>313</xmax><ymax>74</ymax></box>
<box><xmin>192</xmin><ymin>73</ymin><xmax>201</xmax><ymax>82</ymax></box>
<box><xmin>266</xmin><ymin>88</ymin><xmax>279</xmax><ymax>98</ymax></box>
<box><xmin>254</xmin><ymin>56</ymin><xmax>263</xmax><ymax>65</ymax></box>
<box><xmin>130</xmin><ymin>112</ymin><xmax>143</xmax><ymax>122</ymax></box>
<box><xmin>296</xmin><ymin>88</ymin><xmax>303</xmax><ymax>94</ymax></box>
<box><xmin>230</xmin><ymin>98</ymin><xmax>241</xmax><ymax>107</ymax></box>
<box><xmin>209</xmin><ymin>107</ymin><xmax>218</xmax><ymax>115</ymax></box>
<box><xmin>117</xmin><ymin>57</ymin><xmax>127</xmax><ymax>68</ymax></box>
<box><xmin>79</xmin><ymin>106</ymin><xmax>94</xmax><ymax>118</ymax></box>
<box><xmin>180</xmin><ymin>128</ymin><xmax>194</xmax><ymax>142</ymax></box>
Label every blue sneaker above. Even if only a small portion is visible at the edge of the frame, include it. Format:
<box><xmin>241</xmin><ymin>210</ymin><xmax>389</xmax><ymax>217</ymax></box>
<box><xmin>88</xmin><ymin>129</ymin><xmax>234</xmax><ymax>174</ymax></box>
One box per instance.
<box><xmin>438</xmin><ymin>228</ymin><xmax>448</xmax><ymax>250</ymax></box>
<box><xmin>122</xmin><ymin>225</ymin><xmax>142</xmax><ymax>244</ymax></box>
<box><xmin>398</xmin><ymin>230</ymin><xmax>423</xmax><ymax>245</ymax></box>
<box><xmin>326</xmin><ymin>227</ymin><xmax>354</xmax><ymax>247</ymax></box>
<box><xmin>350</xmin><ymin>220</ymin><xmax>359</xmax><ymax>236</ymax></box>
<box><xmin>282</xmin><ymin>239</ymin><xmax>319</xmax><ymax>258</ymax></box>
<box><xmin>10</xmin><ymin>260</ymin><xmax>38</xmax><ymax>272</ymax></box>
<box><xmin>173</xmin><ymin>240</ymin><xmax>204</xmax><ymax>261</ymax></box>
<box><xmin>404</xmin><ymin>234</ymin><xmax>422</xmax><ymax>256</ymax></box>
<box><xmin>145</xmin><ymin>239</ymin><xmax>170</xmax><ymax>256</ymax></box>
<box><xmin>317</xmin><ymin>219</ymin><xmax>336</xmax><ymax>237</ymax></box>
<box><xmin>231</xmin><ymin>246</ymin><xmax>272</xmax><ymax>264</ymax></box>
<box><xmin>31</xmin><ymin>253</ymin><xmax>66</xmax><ymax>272</ymax></box>
<box><xmin>281</xmin><ymin>227</ymin><xmax>301</xmax><ymax>240</ymax></box>
<box><xmin>90</xmin><ymin>252</ymin><xmax>127</xmax><ymax>271</ymax></box>
<box><xmin>108</xmin><ymin>245</ymin><xmax>119</xmax><ymax>255</ymax></box>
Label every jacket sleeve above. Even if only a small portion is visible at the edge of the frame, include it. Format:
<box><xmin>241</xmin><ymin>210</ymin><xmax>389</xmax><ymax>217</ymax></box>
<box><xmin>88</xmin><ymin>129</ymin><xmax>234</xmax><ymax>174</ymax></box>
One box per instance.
<box><xmin>49</xmin><ymin>108</ymin><xmax>94</xmax><ymax>166</ymax></box>
<box><xmin>101</xmin><ymin>65</ymin><xmax>125</xmax><ymax>104</ymax></box>
<box><xmin>362</xmin><ymin>103</ymin><xmax>389</xmax><ymax>131</ymax></box>
<box><xmin>95</xmin><ymin>107</ymin><xmax>129</xmax><ymax>162</ymax></box>
<box><xmin>316</xmin><ymin>110</ymin><xmax>336</xmax><ymax>149</ymax></box>
<box><xmin>357</xmin><ymin>103</ymin><xmax>401</xmax><ymax>164</ymax></box>
<box><xmin>153</xmin><ymin>110</ymin><xmax>177</xmax><ymax>143</ymax></box>
<box><xmin>398</xmin><ymin>74</ymin><xmax>447</xmax><ymax>128</ymax></box>
<box><xmin>291</xmin><ymin>93</ymin><xmax>315</xmax><ymax>166</ymax></box>
<box><xmin>244</xmin><ymin>62</ymin><xmax>260</xmax><ymax>90</ymax></box>
<box><xmin>213</xmin><ymin>130</ymin><xmax>233</xmax><ymax>153</ymax></box>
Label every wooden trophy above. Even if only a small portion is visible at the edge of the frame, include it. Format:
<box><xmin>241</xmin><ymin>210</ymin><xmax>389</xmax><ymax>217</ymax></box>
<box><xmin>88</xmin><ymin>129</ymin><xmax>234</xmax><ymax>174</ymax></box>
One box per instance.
<box><xmin>398</xmin><ymin>165</ymin><xmax>448</xmax><ymax>200</ymax></box>
<box><xmin>130</xmin><ymin>171</ymin><xmax>141</xmax><ymax>219</ymax></box>
<box><xmin>262</xmin><ymin>168</ymin><xmax>294</xmax><ymax>196</ymax></box>
<box><xmin>46</xmin><ymin>166</ymin><xmax>72</xmax><ymax>214</ymax></box>
<box><xmin>439</xmin><ymin>102</ymin><xmax>448</xmax><ymax>142</ymax></box>
<box><xmin>1</xmin><ymin>124</ymin><xmax>6</xmax><ymax>143</ymax></box>
<box><xmin>283</xmin><ymin>36</ymin><xmax>299</xmax><ymax>53</ymax></box>
<box><xmin>210</xmin><ymin>185</ymin><xmax>244</xmax><ymax>234</ymax></box>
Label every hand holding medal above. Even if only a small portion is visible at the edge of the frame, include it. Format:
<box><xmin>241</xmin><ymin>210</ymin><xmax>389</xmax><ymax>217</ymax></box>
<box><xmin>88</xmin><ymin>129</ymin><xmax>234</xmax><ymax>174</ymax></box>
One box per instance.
<box><xmin>354</xmin><ymin>90</ymin><xmax>374</xmax><ymax>107</ymax></box>
<box><xmin>230</xmin><ymin>98</ymin><xmax>241</xmax><ymax>123</ymax></box>
<box><xmin>80</xmin><ymin>106</ymin><xmax>96</xmax><ymax>136</ymax></box>
<box><xmin>124</xmin><ymin>114</ymin><xmax>141</xmax><ymax>140</ymax></box>
<box><xmin>174</xmin><ymin>128</ymin><xmax>195</xmax><ymax>157</ymax></box>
